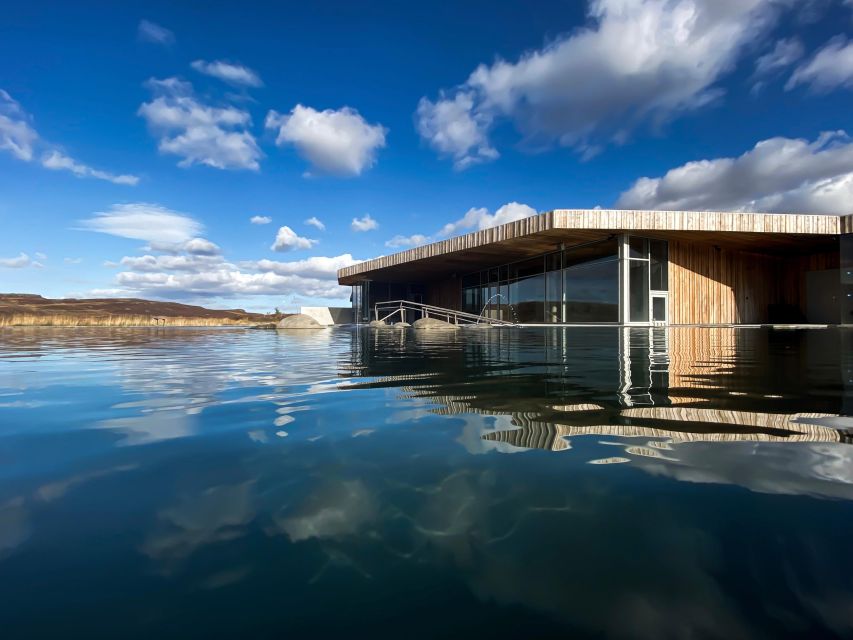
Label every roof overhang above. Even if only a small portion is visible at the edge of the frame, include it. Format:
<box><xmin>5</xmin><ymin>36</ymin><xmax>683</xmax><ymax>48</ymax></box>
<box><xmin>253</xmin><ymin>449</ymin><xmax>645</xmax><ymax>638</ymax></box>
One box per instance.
<box><xmin>338</xmin><ymin>209</ymin><xmax>844</xmax><ymax>285</ymax></box>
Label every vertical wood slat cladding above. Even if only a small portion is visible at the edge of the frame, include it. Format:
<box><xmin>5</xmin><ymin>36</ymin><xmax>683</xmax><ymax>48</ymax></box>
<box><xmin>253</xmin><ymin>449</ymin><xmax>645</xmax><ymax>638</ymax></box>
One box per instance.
<box><xmin>669</xmin><ymin>241</ymin><xmax>840</xmax><ymax>324</ymax></box>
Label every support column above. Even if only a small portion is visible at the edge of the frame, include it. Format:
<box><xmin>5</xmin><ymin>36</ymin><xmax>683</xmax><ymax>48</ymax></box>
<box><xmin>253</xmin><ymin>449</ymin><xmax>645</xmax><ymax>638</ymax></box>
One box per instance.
<box><xmin>842</xmin><ymin>233</ymin><xmax>852</xmax><ymax>325</ymax></box>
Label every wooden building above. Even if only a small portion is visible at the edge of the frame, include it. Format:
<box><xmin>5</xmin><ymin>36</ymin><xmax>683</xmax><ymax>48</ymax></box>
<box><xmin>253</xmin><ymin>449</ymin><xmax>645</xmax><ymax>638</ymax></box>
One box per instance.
<box><xmin>338</xmin><ymin>210</ymin><xmax>853</xmax><ymax>325</ymax></box>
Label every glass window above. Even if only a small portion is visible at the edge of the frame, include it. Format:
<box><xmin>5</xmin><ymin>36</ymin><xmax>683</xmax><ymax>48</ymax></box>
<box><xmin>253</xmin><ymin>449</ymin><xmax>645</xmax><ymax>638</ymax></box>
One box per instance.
<box><xmin>509</xmin><ymin>273</ymin><xmax>545</xmax><ymax>323</ymax></box>
<box><xmin>546</xmin><ymin>252</ymin><xmax>562</xmax><ymax>272</ymax></box>
<box><xmin>513</xmin><ymin>256</ymin><xmax>544</xmax><ymax>280</ymax></box>
<box><xmin>499</xmin><ymin>283</ymin><xmax>511</xmax><ymax>322</ymax></box>
<box><xmin>546</xmin><ymin>270</ymin><xmax>562</xmax><ymax>323</ymax></box>
<box><xmin>629</xmin><ymin>237</ymin><xmax>648</xmax><ymax>259</ymax></box>
<box><xmin>629</xmin><ymin>260</ymin><xmax>649</xmax><ymax>322</ymax></box>
<box><xmin>652</xmin><ymin>296</ymin><xmax>666</xmax><ymax>322</ymax></box>
<box><xmin>649</xmin><ymin>240</ymin><xmax>668</xmax><ymax>291</ymax></box>
<box><xmin>564</xmin><ymin>257</ymin><xmax>619</xmax><ymax>322</ymax></box>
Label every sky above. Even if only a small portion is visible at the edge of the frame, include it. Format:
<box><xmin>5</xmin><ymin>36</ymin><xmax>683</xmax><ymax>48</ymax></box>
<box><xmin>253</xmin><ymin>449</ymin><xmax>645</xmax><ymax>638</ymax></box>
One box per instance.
<box><xmin>2</xmin><ymin>0</ymin><xmax>853</xmax><ymax>312</ymax></box>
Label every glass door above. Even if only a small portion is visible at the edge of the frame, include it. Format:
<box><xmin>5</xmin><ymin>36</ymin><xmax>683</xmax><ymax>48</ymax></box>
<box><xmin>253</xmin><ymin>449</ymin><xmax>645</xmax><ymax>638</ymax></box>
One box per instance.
<box><xmin>651</xmin><ymin>292</ymin><xmax>668</xmax><ymax>324</ymax></box>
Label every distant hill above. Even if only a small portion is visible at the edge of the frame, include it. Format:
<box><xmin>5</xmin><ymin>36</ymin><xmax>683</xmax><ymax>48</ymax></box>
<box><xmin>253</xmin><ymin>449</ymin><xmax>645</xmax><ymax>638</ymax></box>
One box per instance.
<box><xmin>0</xmin><ymin>294</ymin><xmax>285</xmax><ymax>327</ymax></box>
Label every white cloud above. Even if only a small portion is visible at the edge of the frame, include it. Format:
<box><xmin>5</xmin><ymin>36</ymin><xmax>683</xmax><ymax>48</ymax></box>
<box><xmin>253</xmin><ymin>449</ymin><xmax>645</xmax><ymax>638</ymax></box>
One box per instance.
<box><xmin>265</xmin><ymin>105</ymin><xmax>387</xmax><ymax>176</ymax></box>
<box><xmin>183</xmin><ymin>238</ymin><xmax>221</xmax><ymax>255</ymax></box>
<box><xmin>304</xmin><ymin>216</ymin><xmax>325</xmax><ymax>231</ymax></box>
<box><xmin>439</xmin><ymin>202</ymin><xmax>537</xmax><ymax>236</ymax></box>
<box><xmin>351</xmin><ymin>214</ymin><xmax>378</xmax><ymax>232</ymax></box>
<box><xmin>115</xmin><ymin>269</ymin><xmax>348</xmax><ymax>300</ymax></box>
<box><xmin>64</xmin><ymin>257</ymin><xmax>83</xmax><ymax>264</ymax></box>
<box><xmin>0</xmin><ymin>253</ymin><xmax>42</xmax><ymax>268</ymax></box>
<box><xmin>416</xmin><ymin>92</ymin><xmax>498</xmax><ymax>170</ymax></box>
<box><xmin>1</xmin><ymin>91</ymin><xmax>135</xmax><ymax>183</ymax></box>
<box><xmin>41</xmin><ymin>150</ymin><xmax>140</xmax><ymax>185</ymax></box>
<box><xmin>0</xmin><ymin>90</ymin><xmax>37</xmax><ymax>161</ymax></box>
<box><xmin>384</xmin><ymin>202</ymin><xmax>537</xmax><ymax>249</ymax></box>
<box><xmin>250</xmin><ymin>215</ymin><xmax>272</xmax><ymax>225</ymax></box>
<box><xmin>616</xmin><ymin>130</ymin><xmax>853</xmax><ymax>214</ymax></box>
<box><xmin>753</xmin><ymin>37</ymin><xmax>804</xmax><ymax>79</ymax></box>
<box><xmin>385</xmin><ymin>234</ymin><xmax>429</xmax><ymax>248</ymax></box>
<box><xmin>191</xmin><ymin>60</ymin><xmax>263</xmax><ymax>88</ymax></box>
<box><xmin>79</xmin><ymin>203</ymin><xmax>204</xmax><ymax>245</ymax></box>
<box><xmin>417</xmin><ymin>0</ymin><xmax>785</xmax><ymax>167</ymax></box>
<box><xmin>138</xmin><ymin>20</ymin><xmax>174</xmax><ymax>45</ymax></box>
<box><xmin>117</xmin><ymin>253</ymin><xmax>223</xmax><ymax>272</ymax></box>
<box><xmin>138</xmin><ymin>77</ymin><xmax>262</xmax><ymax>170</ymax></box>
<box><xmin>787</xmin><ymin>35</ymin><xmax>853</xmax><ymax>93</ymax></box>
<box><xmin>111</xmin><ymin>252</ymin><xmax>359</xmax><ymax>301</ymax></box>
<box><xmin>251</xmin><ymin>254</ymin><xmax>360</xmax><ymax>279</ymax></box>
<box><xmin>270</xmin><ymin>225</ymin><xmax>317</xmax><ymax>252</ymax></box>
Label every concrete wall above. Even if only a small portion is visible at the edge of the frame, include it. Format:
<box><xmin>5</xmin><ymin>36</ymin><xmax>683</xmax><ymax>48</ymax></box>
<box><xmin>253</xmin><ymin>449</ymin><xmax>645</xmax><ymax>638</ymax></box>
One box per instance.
<box><xmin>300</xmin><ymin>307</ymin><xmax>353</xmax><ymax>326</ymax></box>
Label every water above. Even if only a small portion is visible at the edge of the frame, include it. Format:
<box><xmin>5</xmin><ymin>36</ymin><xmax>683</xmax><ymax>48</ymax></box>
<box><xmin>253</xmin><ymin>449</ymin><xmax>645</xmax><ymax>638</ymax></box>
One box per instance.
<box><xmin>0</xmin><ymin>326</ymin><xmax>852</xmax><ymax>639</ymax></box>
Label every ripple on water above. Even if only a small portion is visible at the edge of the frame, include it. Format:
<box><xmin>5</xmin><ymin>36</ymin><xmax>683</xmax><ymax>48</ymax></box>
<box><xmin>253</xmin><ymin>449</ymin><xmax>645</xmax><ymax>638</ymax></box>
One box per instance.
<box><xmin>0</xmin><ymin>325</ymin><xmax>852</xmax><ymax>638</ymax></box>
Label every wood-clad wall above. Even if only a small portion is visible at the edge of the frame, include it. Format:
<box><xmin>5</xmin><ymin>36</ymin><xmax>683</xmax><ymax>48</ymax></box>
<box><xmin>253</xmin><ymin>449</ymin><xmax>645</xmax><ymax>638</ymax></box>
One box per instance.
<box><xmin>669</xmin><ymin>240</ymin><xmax>839</xmax><ymax>324</ymax></box>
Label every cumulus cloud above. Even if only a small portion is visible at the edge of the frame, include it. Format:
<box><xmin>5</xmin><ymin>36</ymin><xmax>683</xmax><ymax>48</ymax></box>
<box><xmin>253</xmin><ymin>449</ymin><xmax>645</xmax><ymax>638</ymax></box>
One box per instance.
<box><xmin>111</xmin><ymin>251</ymin><xmax>361</xmax><ymax>302</ymax></box>
<box><xmin>138</xmin><ymin>19</ymin><xmax>174</xmax><ymax>45</ymax></box>
<box><xmin>270</xmin><ymin>225</ymin><xmax>317</xmax><ymax>252</ymax></box>
<box><xmin>183</xmin><ymin>238</ymin><xmax>221</xmax><ymax>255</ymax></box>
<box><xmin>117</xmin><ymin>253</ymin><xmax>223</xmax><ymax>273</ymax></box>
<box><xmin>78</xmin><ymin>203</ymin><xmax>204</xmax><ymax>245</ymax></box>
<box><xmin>304</xmin><ymin>216</ymin><xmax>325</xmax><ymax>231</ymax></box>
<box><xmin>251</xmin><ymin>254</ymin><xmax>360</xmax><ymax>279</ymax></box>
<box><xmin>265</xmin><ymin>105</ymin><xmax>387</xmax><ymax>176</ymax></box>
<box><xmin>191</xmin><ymin>60</ymin><xmax>263</xmax><ymax>88</ymax></box>
<box><xmin>616</xmin><ymin>131</ymin><xmax>853</xmax><ymax>214</ymax></box>
<box><xmin>250</xmin><ymin>215</ymin><xmax>272</xmax><ymax>225</ymax></box>
<box><xmin>0</xmin><ymin>90</ymin><xmax>137</xmax><ymax>183</ymax></box>
<box><xmin>41</xmin><ymin>150</ymin><xmax>139</xmax><ymax>185</ymax></box>
<box><xmin>384</xmin><ymin>202</ymin><xmax>537</xmax><ymax>248</ymax></box>
<box><xmin>385</xmin><ymin>234</ymin><xmax>429</xmax><ymax>248</ymax></box>
<box><xmin>417</xmin><ymin>0</ymin><xmax>786</xmax><ymax>167</ymax></box>
<box><xmin>351</xmin><ymin>214</ymin><xmax>378</xmax><ymax>232</ymax></box>
<box><xmin>0</xmin><ymin>253</ymin><xmax>42</xmax><ymax>268</ymax></box>
<box><xmin>787</xmin><ymin>35</ymin><xmax>853</xmax><ymax>93</ymax></box>
<box><xmin>438</xmin><ymin>202</ymin><xmax>537</xmax><ymax>236</ymax></box>
<box><xmin>138</xmin><ymin>77</ymin><xmax>262</xmax><ymax>170</ymax></box>
<box><xmin>416</xmin><ymin>92</ymin><xmax>498</xmax><ymax>170</ymax></box>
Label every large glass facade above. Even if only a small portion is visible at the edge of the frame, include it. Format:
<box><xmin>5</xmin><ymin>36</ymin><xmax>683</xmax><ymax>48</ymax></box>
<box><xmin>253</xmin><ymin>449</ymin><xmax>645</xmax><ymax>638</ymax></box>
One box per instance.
<box><xmin>355</xmin><ymin>234</ymin><xmax>668</xmax><ymax>325</ymax></box>
<box><xmin>461</xmin><ymin>237</ymin><xmax>620</xmax><ymax>324</ymax></box>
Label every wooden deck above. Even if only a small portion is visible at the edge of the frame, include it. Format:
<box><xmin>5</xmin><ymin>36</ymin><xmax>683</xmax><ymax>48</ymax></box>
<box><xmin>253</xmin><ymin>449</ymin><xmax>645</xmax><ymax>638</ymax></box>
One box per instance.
<box><xmin>338</xmin><ymin>209</ymin><xmax>844</xmax><ymax>284</ymax></box>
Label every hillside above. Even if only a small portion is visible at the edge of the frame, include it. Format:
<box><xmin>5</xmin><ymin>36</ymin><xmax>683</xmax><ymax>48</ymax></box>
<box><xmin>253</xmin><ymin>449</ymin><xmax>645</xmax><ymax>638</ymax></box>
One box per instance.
<box><xmin>0</xmin><ymin>294</ymin><xmax>284</xmax><ymax>327</ymax></box>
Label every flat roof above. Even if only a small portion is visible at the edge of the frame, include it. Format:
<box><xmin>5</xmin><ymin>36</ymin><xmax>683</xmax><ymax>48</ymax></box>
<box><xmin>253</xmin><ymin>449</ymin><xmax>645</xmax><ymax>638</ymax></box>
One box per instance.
<box><xmin>339</xmin><ymin>209</ymin><xmax>847</xmax><ymax>285</ymax></box>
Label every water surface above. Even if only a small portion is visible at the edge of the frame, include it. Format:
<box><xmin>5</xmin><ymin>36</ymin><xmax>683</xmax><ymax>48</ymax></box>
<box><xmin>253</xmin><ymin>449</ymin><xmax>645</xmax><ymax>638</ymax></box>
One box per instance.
<box><xmin>1</xmin><ymin>326</ymin><xmax>852</xmax><ymax>639</ymax></box>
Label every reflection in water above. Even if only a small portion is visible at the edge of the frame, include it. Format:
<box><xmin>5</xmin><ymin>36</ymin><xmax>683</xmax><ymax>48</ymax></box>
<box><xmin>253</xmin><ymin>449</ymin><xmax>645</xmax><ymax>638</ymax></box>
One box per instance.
<box><xmin>0</xmin><ymin>326</ymin><xmax>852</xmax><ymax>638</ymax></box>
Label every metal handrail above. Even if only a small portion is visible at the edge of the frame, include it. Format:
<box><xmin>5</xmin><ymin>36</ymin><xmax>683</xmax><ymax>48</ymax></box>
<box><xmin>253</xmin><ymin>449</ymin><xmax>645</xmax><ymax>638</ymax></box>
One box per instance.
<box><xmin>373</xmin><ymin>299</ymin><xmax>516</xmax><ymax>326</ymax></box>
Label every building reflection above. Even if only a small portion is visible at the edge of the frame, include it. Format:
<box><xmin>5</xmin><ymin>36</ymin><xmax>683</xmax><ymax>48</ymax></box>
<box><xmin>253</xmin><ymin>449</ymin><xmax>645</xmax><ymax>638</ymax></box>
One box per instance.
<box><xmin>349</xmin><ymin>325</ymin><xmax>852</xmax><ymax>456</ymax></box>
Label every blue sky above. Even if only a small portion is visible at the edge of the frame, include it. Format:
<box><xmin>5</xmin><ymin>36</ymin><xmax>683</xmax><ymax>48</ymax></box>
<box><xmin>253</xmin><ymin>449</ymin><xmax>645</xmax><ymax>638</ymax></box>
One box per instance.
<box><xmin>2</xmin><ymin>0</ymin><xmax>852</xmax><ymax>312</ymax></box>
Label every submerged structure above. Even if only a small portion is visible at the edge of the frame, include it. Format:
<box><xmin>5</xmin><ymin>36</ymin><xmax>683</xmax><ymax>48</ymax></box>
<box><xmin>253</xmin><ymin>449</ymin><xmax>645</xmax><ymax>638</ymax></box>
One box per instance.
<box><xmin>338</xmin><ymin>209</ymin><xmax>853</xmax><ymax>325</ymax></box>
